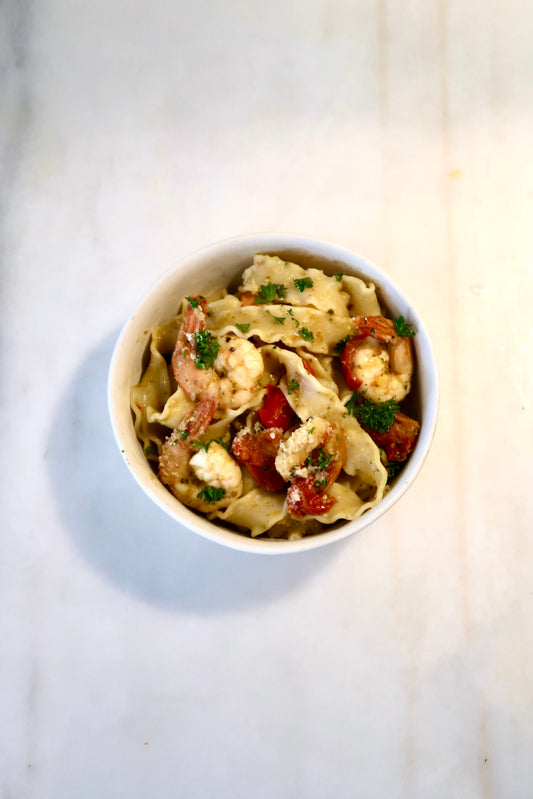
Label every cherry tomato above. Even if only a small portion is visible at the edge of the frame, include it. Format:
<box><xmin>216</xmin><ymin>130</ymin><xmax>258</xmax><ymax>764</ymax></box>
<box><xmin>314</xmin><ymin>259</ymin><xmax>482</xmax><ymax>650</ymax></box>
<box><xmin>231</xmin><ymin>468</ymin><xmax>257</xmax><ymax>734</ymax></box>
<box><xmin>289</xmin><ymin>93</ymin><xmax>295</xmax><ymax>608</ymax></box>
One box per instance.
<box><xmin>231</xmin><ymin>427</ymin><xmax>287</xmax><ymax>491</ymax></box>
<box><xmin>340</xmin><ymin>336</ymin><xmax>364</xmax><ymax>390</ymax></box>
<box><xmin>258</xmin><ymin>385</ymin><xmax>294</xmax><ymax>430</ymax></box>
<box><xmin>367</xmin><ymin>411</ymin><xmax>420</xmax><ymax>462</ymax></box>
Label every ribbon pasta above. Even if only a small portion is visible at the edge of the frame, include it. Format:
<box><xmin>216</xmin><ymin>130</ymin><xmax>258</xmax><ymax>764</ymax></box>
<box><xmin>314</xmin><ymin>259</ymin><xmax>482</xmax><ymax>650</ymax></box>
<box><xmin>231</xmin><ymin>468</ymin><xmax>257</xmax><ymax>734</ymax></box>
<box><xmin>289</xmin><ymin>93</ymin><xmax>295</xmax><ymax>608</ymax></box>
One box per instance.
<box><xmin>131</xmin><ymin>254</ymin><xmax>395</xmax><ymax>540</ymax></box>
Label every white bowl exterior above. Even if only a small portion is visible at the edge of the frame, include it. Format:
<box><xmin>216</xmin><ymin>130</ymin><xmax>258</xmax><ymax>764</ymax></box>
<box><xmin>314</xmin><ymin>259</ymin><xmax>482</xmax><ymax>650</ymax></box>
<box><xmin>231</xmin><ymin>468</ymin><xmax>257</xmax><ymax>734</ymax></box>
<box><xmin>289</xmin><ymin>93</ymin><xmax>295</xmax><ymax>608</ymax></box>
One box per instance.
<box><xmin>108</xmin><ymin>234</ymin><xmax>439</xmax><ymax>553</ymax></box>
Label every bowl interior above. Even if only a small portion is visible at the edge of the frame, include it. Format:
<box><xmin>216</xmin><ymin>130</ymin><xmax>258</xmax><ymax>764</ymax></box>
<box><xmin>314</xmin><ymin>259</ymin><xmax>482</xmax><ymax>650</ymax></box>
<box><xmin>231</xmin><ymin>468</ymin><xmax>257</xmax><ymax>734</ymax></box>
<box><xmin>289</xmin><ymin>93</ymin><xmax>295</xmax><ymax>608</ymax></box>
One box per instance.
<box><xmin>108</xmin><ymin>234</ymin><xmax>438</xmax><ymax>553</ymax></box>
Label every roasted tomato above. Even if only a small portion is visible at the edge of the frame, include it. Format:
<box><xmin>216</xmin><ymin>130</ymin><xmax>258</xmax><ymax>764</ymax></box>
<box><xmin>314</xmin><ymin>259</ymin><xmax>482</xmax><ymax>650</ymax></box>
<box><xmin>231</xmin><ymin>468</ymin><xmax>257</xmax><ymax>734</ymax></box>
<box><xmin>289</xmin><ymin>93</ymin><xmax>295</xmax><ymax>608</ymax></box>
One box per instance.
<box><xmin>258</xmin><ymin>385</ymin><xmax>294</xmax><ymax>430</ymax></box>
<box><xmin>286</xmin><ymin>479</ymin><xmax>337</xmax><ymax>517</ymax></box>
<box><xmin>340</xmin><ymin>335</ymin><xmax>364</xmax><ymax>390</ymax></box>
<box><xmin>231</xmin><ymin>427</ymin><xmax>287</xmax><ymax>491</ymax></box>
<box><xmin>367</xmin><ymin>411</ymin><xmax>420</xmax><ymax>462</ymax></box>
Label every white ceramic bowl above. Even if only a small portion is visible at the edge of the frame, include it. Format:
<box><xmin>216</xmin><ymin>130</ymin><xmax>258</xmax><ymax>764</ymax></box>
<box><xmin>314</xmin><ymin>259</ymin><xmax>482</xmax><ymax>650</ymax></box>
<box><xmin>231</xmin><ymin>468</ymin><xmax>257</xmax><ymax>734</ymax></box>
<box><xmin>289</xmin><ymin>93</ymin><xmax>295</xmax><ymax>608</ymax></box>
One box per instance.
<box><xmin>108</xmin><ymin>234</ymin><xmax>438</xmax><ymax>554</ymax></box>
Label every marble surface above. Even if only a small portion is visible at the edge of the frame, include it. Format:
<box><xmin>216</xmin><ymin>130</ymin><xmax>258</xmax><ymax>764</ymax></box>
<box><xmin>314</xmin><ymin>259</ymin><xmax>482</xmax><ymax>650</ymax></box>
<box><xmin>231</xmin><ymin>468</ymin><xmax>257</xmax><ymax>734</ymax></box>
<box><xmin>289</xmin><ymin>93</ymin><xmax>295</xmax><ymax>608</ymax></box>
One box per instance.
<box><xmin>1</xmin><ymin>1</ymin><xmax>532</xmax><ymax>797</ymax></box>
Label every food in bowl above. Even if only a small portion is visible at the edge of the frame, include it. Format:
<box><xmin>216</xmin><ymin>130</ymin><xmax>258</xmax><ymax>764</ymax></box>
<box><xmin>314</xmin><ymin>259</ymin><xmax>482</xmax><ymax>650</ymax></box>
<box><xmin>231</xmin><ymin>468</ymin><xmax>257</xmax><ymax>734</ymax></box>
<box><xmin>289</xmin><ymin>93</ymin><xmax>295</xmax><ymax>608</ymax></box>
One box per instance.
<box><xmin>130</xmin><ymin>254</ymin><xmax>420</xmax><ymax>540</ymax></box>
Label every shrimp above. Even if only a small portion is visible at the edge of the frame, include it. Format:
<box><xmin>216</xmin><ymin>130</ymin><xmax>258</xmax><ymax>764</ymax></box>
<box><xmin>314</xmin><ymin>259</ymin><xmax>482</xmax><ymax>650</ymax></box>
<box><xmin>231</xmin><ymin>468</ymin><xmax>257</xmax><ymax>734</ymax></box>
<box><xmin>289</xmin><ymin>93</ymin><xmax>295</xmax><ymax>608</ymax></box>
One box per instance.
<box><xmin>158</xmin><ymin>399</ymin><xmax>242</xmax><ymax>512</ymax></box>
<box><xmin>171</xmin><ymin>298</ymin><xmax>263</xmax><ymax>411</ymax></box>
<box><xmin>214</xmin><ymin>336</ymin><xmax>264</xmax><ymax>410</ymax></box>
<box><xmin>275</xmin><ymin>417</ymin><xmax>345</xmax><ymax>517</ymax></box>
<box><xmin>171</xmin><ymin>296</ymin><xmax>220</xmax><ymax>403</ymax></box>
<box><xmin>341</xmin><ymin>315</ymin><xmax>414</xmax><ymax>403</ymax></box>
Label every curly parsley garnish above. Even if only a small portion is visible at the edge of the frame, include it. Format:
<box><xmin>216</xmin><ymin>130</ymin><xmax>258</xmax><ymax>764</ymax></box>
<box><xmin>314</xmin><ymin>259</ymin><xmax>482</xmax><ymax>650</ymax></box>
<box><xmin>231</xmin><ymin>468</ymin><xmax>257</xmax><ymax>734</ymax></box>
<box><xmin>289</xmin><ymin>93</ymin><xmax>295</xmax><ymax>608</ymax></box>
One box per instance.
<box><xmin>236</xmin><ymin>323</ymin><xmax>250</xmax><ymax>333</ymax></box>
<box><xmin>345</xmin><ymin>391</ymin><xmax>399</xmax><ymax>433</ymax></box>
<box><xmin>300</xmin><ymin>327</ymin><xmax>314</xmax><ymax>341</ymax></box>
<box><xmin>192</xmin><ymin>437</ymin><xmax>229</xmax><ymax>452</ymax></box>
<box><xmin>306</xmin><ymin>446</ymin><xmax>334</xmax><ymax>471</ymax></box>
<box><xmin>185</xmin><ymin>294</ymin><xmax>205</xmax><ymax>308</ymax></box>
<box><xmin>194</xmin><ymin>330</ymin><xmax>219</xmax><ymax>369</ymax></box>
<box><xmin>265</xmin><ymin>310</ymin><xmax>285</xmax><ymax>325</ymax></box>
<box><xmin>287</xmin><ymin>379</ymin><xmax>299</xmax><ymax>394</ymax></box>
<box><xmin>393</xmin><ymin>315</ymin><xmax>416</xmax><ymax>337</ymax></box>
<box><xmin>197</xmin><ymin>486</ymin><xmax>226</xmax><ymax>504</ymax></box>
<box><xmin>191</xmin><ymin>440</ymin><xmax>211</xmax><ymax>452</ymax></box>
<box><xmin>386</xmin><ymin>461</ymin><xmax>404</xmax><ymax>479</ymax></box>
<box><xmin>255</xmin><ymin>282</ymin><xmax>287</xmax><ymax>304</ymax></box>
<box><xmin>334</xmin><ymin>336</ymin><xmax>352</xmax><ymax>356</ymax></box>
<box><xmin>294</xmin><ymin>277</ymin><xmax>313</xmax><ymax>292</ymax></box>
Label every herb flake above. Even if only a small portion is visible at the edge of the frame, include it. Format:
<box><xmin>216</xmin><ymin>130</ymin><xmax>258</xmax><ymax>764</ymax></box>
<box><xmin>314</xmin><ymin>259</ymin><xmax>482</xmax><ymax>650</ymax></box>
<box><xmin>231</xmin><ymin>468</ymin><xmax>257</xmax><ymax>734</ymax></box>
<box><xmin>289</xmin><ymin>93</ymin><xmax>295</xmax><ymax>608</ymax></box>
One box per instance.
<box><xmin>393</xmin><ymin>315</ymin><xmax>416</xmax><ymax>337</ymax></box>
<box><xmin>194</xmin><ymin>330</ymin><xmax>219</xmax><ymax>369</ymax></box>
<box><xmin>265</xmin><ymin>310</ymin><xmax>285</xmax><ymax>325</ymax></box>
<box><xmin>294</xmin><ymin>277</ymin><xmax>313</xmax><ymax>292</ymax></box>
<box><xmin>255</xmin><ymin>282</ymin><xmax>287</xmax><ymax>304</ymax></box>
<box><xmin>345</xmin><ymin>391</ymin><xmax>399</xmax><ymax>433</ymax></box>
<box><xmin>334</xmin><ymin>336</ymin><xmax>352</xmax><ymax>356</ymax></box>
<box><xmin>197</xmin><ymin>486</ymin><xmax>226</xmax><ymax>504</ymax></box>
<box><xmin>287</xmin><ymin>379</ymin><xmax>299</xmax><ymax>394</ymax></box>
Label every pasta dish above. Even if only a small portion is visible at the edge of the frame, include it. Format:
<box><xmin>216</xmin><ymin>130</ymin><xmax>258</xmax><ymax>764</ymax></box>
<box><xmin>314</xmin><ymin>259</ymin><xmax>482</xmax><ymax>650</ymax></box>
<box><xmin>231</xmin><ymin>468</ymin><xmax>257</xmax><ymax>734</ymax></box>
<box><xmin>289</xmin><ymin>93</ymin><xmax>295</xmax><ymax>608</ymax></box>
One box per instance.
<box><xmin>131</xmin><ymin>255</ymin><xmax>420</xmax><ymax>539</ymax></box>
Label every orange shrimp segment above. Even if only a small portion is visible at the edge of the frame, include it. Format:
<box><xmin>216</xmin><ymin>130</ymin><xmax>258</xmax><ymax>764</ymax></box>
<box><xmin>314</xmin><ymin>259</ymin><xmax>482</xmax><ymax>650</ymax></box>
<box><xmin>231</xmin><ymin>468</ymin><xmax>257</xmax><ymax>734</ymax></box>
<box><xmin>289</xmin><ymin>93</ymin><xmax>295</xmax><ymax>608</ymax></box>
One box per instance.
<box><xmin>158</xmin><ymin>397</ymin><xmax>242</xmax><ymax>511</ymax></box>
<box><xmin>158</xmin><ymin>398</ymin><xmax>218</xmax><ymax>489</ymax></box>
<box><xmin>171</xmin><ymin>296</ymin><xmax>220</xmax><ymax>403</ymax></box>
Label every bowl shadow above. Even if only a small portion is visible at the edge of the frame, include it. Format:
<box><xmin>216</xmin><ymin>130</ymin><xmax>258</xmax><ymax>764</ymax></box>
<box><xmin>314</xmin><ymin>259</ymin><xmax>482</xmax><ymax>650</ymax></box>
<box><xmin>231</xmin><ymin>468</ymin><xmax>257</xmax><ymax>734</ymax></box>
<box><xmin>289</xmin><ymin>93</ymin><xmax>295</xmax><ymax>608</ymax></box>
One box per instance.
<box><xmin>46</xmin><ymin>330</ymin><xmax>344</xmax><ymax>614</ymax></box>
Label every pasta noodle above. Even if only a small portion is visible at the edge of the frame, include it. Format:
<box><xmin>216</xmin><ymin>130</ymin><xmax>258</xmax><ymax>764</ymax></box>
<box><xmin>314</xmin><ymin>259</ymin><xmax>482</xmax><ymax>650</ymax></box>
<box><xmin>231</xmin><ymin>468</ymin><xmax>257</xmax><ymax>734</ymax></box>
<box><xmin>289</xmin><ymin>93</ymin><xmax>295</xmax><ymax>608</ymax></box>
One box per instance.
<box><xmin>130</xmin><ymin>254</ymin><xmax>420</xmax><ymax>540</ymax></box>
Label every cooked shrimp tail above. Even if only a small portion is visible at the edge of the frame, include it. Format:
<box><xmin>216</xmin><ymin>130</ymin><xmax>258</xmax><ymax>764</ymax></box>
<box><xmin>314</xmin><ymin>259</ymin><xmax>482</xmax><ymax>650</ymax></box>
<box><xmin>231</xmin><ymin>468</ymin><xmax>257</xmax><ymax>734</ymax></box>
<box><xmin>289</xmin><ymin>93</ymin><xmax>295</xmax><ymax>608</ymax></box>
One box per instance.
<box><xmin>171</xmin><ymin>296</ymin><xmax>220</xmax><ymax>403</ymax></box>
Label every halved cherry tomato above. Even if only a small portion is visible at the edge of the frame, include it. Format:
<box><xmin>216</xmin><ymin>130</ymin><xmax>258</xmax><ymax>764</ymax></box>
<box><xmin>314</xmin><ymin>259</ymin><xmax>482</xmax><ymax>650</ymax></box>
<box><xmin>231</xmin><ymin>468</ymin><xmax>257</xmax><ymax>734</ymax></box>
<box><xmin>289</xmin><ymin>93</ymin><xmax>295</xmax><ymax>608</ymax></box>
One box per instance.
<box><xmin>340</xmin><ymin>336</ymin><xmax>364</xmax><ymax>390</ymax></box>
<box><xmin>231</xmin><ymin>427</ymin><xmax>287</xmax><ymax>491</ymax></box>
<box><xmin>286</xmin><ymin>478</ymin><xmax>336</xmax><ymax>517</ymax></box>
<box><xmin>258</xmin><ymin>385</ymin><xmax>294</xmax><ymax>430</ymax></box>
<box><xmin>366</xmin><ymin>411</ymin><xmax>420</xmax><ymax>462</ymax></box>
<box><xmin>246</xmin><ymin>463</ymin><xmax>287</xmax><ymax>492</ymax></box>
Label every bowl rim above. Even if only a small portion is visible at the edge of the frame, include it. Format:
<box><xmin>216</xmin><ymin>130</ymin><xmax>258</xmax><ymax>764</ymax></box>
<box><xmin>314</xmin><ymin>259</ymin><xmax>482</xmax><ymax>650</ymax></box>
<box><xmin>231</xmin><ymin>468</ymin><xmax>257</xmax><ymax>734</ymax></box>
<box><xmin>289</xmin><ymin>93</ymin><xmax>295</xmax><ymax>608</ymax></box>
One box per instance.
<box><xmin>108</xmin><ymin>232</ymin><xmax>439</xmax><ymax>554</ymax></box>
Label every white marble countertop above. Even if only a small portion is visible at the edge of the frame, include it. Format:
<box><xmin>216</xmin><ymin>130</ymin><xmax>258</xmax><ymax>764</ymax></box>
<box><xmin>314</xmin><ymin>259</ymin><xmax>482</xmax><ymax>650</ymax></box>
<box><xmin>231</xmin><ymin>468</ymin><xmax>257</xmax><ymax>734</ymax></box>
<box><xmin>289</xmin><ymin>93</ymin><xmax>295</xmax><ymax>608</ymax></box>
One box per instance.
<box><xmin>2</xmin><ymin>1</ymin><xmax>532</xmax><ymax>797</ymax></box>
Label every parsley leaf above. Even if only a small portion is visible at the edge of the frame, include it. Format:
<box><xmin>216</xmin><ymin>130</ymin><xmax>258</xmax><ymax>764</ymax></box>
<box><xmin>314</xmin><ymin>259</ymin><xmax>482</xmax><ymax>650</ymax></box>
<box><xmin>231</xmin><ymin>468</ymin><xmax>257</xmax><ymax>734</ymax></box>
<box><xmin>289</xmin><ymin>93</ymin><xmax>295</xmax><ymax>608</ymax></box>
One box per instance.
<box><xmin>197</xmin><ymin>486</ymin><xmax>226</xmax><ymax>504</ymax></box>
<box><xmin>265</xmin><ymin>310</ymin><xmax>285</xmax><ymax>325</ymax></box>
<box><xmin>386</xmin><ymin>461</ymin><xmax>404</xmax><ymax>479</ymax></box>
<box><xmin>294</xmin><ymin>277</ymin><xmax>313</xmax><ymax>292</ymax></box>
<box><xmin>287</xmin><ymin>379</ymin><xmax>299</xmax><ymax>394</ymax></box>
<box><xmin>300</xmin><ymin>327</ymin><xmax>314</xmax><ymax>341</ymax></box>
<box><xmin>186</xmin><ymin>296</ymin><xmax>201</xmax><ymax>308</ymax></box>
<box><xmin>306</xmin><ymin>446</ymin><xmax>334</xmax><ymax>471</ymax></box>
<box><xmin>194</xmin><ymin>330</ymin><xmax>219</xmax><ymax>369</ymax></box>
<box><xmin>334</xmin><ymin>336</ymin><xmax>351</xmax><ymax>356</ymax></box>
<box><xmin>236</xmin><ymin>323</ymin><xmax>250</xmax><ymax>333</ymax></box>
<box><xmin>393</xmin><ymin>315</ymin><xmax>416</xmax><ymax>337</ymax></box>
<box><xmin>344</xmin><ymin>391</ymin><xmax>359</xmax><ymax>416</ymax></box>
<box><xmin>192</xmin><ymin>440</ymin><xmax>211</xmax><ymax>451</ymax></box>
<box><xmin>335</xmin><ymin>272</ymin><xmax>344</xmax><ymax>282</ymax></box>
<box><xmin>255</xmin><ymin>282</ymin><xmax>287</xmax><ymax>303</ymax></box>
<box><xmin>345</xmin><ymin>391</ymin><xmax>399</xmax><ymax>433</ymax></box>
